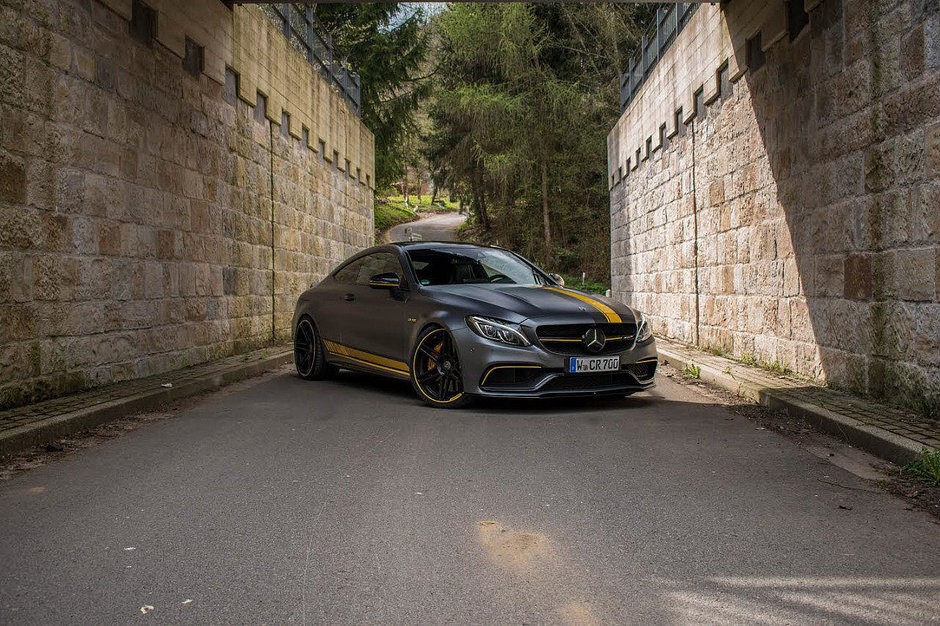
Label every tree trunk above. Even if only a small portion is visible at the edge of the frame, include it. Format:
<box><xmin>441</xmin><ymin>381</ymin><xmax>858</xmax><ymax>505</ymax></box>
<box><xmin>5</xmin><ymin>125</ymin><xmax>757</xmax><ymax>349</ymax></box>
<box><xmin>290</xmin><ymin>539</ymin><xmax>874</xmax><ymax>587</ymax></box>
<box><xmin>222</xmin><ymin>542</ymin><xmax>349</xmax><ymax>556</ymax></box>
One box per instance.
<box><xmin>403</xmin><ymin>166</ymin><xmax>409</xmax><ymax>205</ymax></box>
<box><xmin>472</xmin><ymin>168</ymin><xmax>490</xmax><ymax>230</ymax></box>
<box><xmin>541</xmin><ymin>157</ymin><xmax>550</xmax><ymax>265</ymax></box>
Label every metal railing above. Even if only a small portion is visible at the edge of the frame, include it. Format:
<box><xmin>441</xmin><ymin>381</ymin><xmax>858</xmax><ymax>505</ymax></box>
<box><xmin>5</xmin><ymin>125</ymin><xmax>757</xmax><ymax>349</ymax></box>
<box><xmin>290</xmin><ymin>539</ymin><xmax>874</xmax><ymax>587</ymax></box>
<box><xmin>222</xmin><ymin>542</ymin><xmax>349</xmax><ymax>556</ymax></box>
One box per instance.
<box><xmin>261</xmin><ymin>4</ymin><xmax>362</xmax><ymax>117</ymax></box>
<box><xmin>620</xmin><ymin>3</ymin><xmax>698</xmax><ymax>114</ymax></box>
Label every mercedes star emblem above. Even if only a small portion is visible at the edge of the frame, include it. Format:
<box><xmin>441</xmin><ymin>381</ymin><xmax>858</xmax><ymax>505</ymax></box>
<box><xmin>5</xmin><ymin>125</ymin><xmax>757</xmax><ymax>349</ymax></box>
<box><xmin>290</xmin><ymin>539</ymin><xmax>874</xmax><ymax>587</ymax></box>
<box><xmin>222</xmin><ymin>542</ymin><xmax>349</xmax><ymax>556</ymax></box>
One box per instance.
<box><xmin>582</xmin><ymin>327</ymin><xmax>606</xmax><ymax>353</ymax></box>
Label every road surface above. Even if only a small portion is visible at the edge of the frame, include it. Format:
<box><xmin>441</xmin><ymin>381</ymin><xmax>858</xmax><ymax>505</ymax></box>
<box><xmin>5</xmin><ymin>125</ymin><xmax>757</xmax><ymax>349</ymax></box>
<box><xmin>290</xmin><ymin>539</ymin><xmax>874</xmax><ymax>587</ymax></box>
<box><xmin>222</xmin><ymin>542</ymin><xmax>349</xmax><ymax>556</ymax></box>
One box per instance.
<box><xmin>388</xmin><ymin>211</ymin><xmax>467</xmax><ymax>243</ymax></box>
<box><xmin>1</xmin><ymin>368</ymin><xmax>938</xmax><ymax>624</ymax></box>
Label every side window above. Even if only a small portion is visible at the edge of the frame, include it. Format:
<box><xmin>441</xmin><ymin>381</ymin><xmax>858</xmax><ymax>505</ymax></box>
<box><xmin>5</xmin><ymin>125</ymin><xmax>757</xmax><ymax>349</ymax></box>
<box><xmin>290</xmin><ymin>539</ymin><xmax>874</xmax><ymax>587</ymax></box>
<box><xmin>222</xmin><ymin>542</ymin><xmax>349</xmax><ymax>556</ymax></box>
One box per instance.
<box><xmin>356</xmin><ymin>252</ymin><xmax>402</xmax><ymax>285</ymax></box>
<box><xmin>334</xmin><ymin>257</ymin><xmax>365</xmax><ymax>284</ymax></box>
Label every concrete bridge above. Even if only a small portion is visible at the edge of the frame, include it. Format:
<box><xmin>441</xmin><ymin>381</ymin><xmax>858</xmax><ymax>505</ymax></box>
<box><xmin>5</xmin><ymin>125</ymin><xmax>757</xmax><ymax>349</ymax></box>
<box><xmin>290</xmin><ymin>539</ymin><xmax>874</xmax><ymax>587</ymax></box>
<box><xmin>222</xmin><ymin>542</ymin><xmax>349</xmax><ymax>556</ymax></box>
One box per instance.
<box><xmin>608</xmin><ymin>0</ymin><xmax>939</xmax><ymax>409</ymax></box>
<box><xmin>0</xmin><ymin>0</ymin><xmax>374</xmax><ymax>408</ymax></box>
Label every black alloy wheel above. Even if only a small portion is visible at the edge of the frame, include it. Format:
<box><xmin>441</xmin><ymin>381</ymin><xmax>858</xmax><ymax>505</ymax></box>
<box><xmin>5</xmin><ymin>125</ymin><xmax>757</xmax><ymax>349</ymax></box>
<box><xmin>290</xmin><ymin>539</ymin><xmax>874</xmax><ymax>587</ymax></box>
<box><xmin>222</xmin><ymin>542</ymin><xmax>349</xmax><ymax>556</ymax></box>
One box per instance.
<box><xmin>294</xmin><ymin>317</ymin><xmax>336</xmax><ymax>380</ymax></box>
<box><xmin>411</xmin><ymin>327</ymin><xmax>470</xmax><ymax>408</ymax></box>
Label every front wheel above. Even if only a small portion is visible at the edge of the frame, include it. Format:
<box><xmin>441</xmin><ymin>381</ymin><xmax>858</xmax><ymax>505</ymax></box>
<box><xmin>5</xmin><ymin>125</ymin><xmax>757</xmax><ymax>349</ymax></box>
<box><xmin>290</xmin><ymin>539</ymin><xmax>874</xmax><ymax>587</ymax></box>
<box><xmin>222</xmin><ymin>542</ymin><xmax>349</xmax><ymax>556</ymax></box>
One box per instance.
<box><xmin>294</xmin><ymin>317</ymin><xmax>337</xmax><ymax>380</ymax></box>
<box><xmin>410</xmin><ymin>327</ymin><xmax>471</xmax><ymax>409</ymax></box>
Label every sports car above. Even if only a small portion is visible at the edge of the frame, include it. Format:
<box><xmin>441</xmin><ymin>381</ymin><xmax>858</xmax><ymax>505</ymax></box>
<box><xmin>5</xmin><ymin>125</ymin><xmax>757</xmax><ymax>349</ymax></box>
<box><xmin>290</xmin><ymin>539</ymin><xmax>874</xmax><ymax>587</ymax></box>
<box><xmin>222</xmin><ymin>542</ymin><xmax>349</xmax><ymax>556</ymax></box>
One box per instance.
<box><xmin>291</xmin><ymin>242</ymin><xmax>657</xmax><ymax>408</ymax></box>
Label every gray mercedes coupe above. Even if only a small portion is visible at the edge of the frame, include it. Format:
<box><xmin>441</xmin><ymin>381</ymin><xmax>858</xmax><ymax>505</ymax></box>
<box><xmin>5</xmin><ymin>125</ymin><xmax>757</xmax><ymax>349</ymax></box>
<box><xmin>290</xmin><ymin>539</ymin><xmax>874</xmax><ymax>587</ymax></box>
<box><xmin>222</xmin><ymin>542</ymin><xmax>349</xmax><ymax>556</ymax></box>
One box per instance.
<box><xmin>291</xmin><ymin>242</ymin><xmax>657</xmax><ymax>408</ymax></box>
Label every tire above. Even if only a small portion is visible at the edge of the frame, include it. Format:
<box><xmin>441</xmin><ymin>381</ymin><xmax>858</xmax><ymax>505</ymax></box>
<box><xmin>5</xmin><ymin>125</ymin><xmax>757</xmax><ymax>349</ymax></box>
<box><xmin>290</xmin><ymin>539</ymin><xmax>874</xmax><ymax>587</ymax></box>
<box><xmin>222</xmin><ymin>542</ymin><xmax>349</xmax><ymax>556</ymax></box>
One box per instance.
<box><xmin>409</xmin><ymin>326</ymin><xmax>472</xmax><ymax>409</ymax></box>
<box><xmin>294</xmin><ymin>317</ymin><xmax>338</xmax><ymax>380</ymax></box>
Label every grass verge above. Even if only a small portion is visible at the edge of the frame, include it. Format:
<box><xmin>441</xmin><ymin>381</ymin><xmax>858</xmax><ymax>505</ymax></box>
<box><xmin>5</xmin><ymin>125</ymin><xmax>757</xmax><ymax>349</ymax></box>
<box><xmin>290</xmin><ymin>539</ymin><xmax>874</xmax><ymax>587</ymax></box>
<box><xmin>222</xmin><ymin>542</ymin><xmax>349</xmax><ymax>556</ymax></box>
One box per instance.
<box><xmin>385</xmin><ymin>195</ymin><xmax>460</xmax><ymax>213</ymax></box>
<box><xmin>374</xmin><ymin>198</ymin><xmax>418</xmax><ymax>234</ymax></box>
<box><xmin>558</xmin><ymin>274</ymin><xmax>609</xmax><ymax>295</ymax></box>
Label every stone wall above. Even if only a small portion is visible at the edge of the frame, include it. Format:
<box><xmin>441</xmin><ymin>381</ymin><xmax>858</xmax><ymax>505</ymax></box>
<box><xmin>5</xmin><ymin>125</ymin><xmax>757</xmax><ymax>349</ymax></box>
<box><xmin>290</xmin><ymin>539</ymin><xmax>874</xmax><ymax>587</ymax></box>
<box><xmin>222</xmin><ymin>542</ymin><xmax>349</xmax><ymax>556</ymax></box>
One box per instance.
<box><xmin>0</xmin><ymin>0</ymin><xmax>374</xmax><ymax>409</ymax></box>
<box><xmin>609</xmin><ymin>0</ymin><xmax>940</xmax><ymax>406</ymax></box>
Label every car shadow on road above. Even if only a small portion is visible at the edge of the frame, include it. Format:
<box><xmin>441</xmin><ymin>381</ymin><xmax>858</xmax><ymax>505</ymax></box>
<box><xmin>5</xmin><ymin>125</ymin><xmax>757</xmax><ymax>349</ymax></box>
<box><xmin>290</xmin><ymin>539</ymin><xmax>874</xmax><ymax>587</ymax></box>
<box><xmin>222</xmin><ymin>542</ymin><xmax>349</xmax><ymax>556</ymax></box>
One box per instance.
<box><xmin>319</xmin><ymin>370</ymin><xmax>657</xmax><ymax>415</ymax></box>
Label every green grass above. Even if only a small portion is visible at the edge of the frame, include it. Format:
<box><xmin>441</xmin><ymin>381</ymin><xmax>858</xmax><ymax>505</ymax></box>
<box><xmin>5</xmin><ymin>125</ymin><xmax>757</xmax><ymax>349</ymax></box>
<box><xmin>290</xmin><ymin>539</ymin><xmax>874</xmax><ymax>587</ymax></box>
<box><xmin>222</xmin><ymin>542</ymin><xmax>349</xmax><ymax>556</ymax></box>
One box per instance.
<box><xmin>733</xmin><ymin>353</ymin><xmax>793</xmax><ymax>376</ymax></box>
<box><xmin>903</xmin><ymin>447</ymin><xmax>940</xmax><ymax>486</ymax></box>
<box><xmin>374</xmin><ymin>198</ymin><xmax>418</xmax><ymax>233</ymax></box>
<box><xmin>558</xmin><ymin>273</ymin><xmax>609</xmax><ymax>295</ymax></box>
<box><xmin>385</xmin><ymin>195</ymin><xmax>460</xmax><ymax>213</ymax></box>
<box><xmin>684</xmin><ymin>363</ymin><xmax>701</xmax><ymax>379</ymax></box>
<box><xmin>913</xmin><ymin>396</ymin><xmax>938</xmax><ymax>420</ymax></box>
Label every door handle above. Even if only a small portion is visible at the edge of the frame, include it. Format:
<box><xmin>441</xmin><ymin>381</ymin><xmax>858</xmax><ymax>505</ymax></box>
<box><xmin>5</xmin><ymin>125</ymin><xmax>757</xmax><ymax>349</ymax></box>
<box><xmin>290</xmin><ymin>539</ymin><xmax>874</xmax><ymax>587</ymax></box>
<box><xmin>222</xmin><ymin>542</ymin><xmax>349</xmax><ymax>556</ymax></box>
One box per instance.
<box><xmin>343</xmin><ymin>293</ymin><xmax>355</xmax><ymax>301</ymax></box>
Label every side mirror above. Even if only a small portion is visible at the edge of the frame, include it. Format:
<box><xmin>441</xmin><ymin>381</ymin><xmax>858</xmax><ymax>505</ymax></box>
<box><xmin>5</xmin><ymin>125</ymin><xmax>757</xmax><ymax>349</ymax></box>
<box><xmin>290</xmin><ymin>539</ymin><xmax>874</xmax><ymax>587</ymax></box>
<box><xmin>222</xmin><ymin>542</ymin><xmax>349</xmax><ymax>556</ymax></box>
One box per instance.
<box><xmin>548</xmin><ymin>273</ymin><xmax>565</xmax><ymax>287</ymax></box>
<box><xmin>368</xmin><ymin>272</ymin><xmax>402</xmax><ymax>289</ymax></box>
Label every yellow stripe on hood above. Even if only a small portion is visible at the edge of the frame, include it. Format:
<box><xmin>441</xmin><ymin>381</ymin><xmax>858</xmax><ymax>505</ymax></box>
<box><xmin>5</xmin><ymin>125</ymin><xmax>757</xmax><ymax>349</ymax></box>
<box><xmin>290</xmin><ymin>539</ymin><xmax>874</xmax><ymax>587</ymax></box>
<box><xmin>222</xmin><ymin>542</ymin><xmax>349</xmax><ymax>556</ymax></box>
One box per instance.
<box><xmin>540</xmin><ymin>286</ymin><xmax>622</xmax><ymax>323</ymax></box>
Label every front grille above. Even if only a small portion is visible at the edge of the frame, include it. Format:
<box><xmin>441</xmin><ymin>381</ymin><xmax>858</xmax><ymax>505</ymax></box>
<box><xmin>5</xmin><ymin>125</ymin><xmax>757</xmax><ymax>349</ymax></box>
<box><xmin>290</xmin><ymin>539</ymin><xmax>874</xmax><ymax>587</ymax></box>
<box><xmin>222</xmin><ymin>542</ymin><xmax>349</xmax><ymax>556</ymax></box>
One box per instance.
<box><xmin>624</xmin><ymin>359</ymin><xmax>657</xmax><ymax>380</ymax></box>
<box><xmin>541</xmin><ymin>371</ymin><xmax>638</xmax><ymax>392</ymax></box>
<box><xmin>536</xmin><ymin>323</ymin><xmax>636</xmax><ymax>355</ymax></box>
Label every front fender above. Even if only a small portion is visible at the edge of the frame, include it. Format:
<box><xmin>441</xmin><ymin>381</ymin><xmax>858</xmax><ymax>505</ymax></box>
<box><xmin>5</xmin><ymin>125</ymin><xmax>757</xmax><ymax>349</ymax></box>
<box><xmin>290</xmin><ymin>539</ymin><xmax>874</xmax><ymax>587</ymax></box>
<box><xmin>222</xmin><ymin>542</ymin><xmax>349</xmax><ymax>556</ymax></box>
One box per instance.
<box><xmin>406</xmin><ymin>306</ymin><xmax>468</xmax><ymax>354</ymax></box>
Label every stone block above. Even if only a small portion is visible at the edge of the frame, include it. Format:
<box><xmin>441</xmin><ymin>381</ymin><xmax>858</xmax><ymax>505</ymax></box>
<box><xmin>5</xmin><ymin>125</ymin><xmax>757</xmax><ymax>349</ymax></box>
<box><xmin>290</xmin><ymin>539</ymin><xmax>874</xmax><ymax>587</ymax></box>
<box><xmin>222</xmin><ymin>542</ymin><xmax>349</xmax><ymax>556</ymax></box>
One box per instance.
<box><xmin>177</xmin><ymin>262</ymin><xmax>196</xmax><ymax>297</ymax></box>
<box><xmin>0</xmin><ymin>150</ymin><xmax>26</xmax><ymax>203</ymax></box>
<box><xmin>896</xmin><ymin>248</ymin><xmax>936</xmax><ymax>302</ymax></box>
<box><xmin>882</xmin><ymin>78</ymin><xmax>940</xmax><ymax>137</ymax></box>
<box><xmin>926</xmin><ymin>11</ymin><xmax>940</xmax><ymax>69</ymax></box>
<box><xmin>0</xmin><ymin>304</ymin><xmax>38</xmax><ymax>343</ymax></box>
<box><xmin>32</xmin><ymin>253</ymin><xmax>64</xmax><ymax>301</ymax></box>
<box><xmin>870</xmin><ymin>301</ymin><xmax>914</xmax><ymax>360</ymax></box>
<box><xmin>55</xmin><ymin>167</ymin><xmax>85</xmax><ymax>213</ymax></box>
<box><xmin>844</xmin><ymin>254</ymin><xmax>872</xmax><ymax>301</ymax></box>
<box><xmin>870</xmin><ymin>250</ymin><xmax>897</xmax><ymax>301</ymax></box>
<box><xmin>97</xmin><ymin>220</ymin><xmax>121</xmax><ymax>255</ymax></box>
<box><xmin>914</xmin><ymin>304</ymin><xmax>940</xmax><ymax>367</ymax></box>
<box><xmin>144</xmin><ymin>261</ymin><xmax>164</xmax><ymax>300</ymax></box>
<box><xmin>156</xmin><ymin>229</ymin><xmax>178</xmax><ymax>260</ymax></box>
<box><xmin>814</xmin><ymin>255</ymin><xmax>843</xmax><ymax>297</ymax></box>
<box><xmin>49</xmin><ymin>32</ymin><xmax>71</xmax><ymax>71</ymax></box>
<box><xmin>110</xmin><ymin>259</ymin><xmax>132</xmax><ymax>301</ymax></box>
<box><xmin>865</xmin><ymin>134</ymin><xmax>925</xmax><ymax>195</ymax></box>
<box><xmin>928</xmin><ymin>122</ymin><xmax>940</xmax><ymax>179</ymax></box>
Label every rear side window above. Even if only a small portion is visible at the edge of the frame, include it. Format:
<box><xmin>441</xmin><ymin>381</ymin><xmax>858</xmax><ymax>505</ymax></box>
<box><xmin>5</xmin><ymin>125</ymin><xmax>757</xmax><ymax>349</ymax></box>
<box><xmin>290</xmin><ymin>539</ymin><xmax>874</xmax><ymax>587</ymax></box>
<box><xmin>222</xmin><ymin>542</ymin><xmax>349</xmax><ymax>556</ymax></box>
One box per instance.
<box><xmin>334</xmin><ymin>257</ymin><xmax>365</xmax><ymax>284</ymax></box>
<box><xmin>333</xmin><ymin>252</ymin><xmax>402</xmax><ymax>285</ymax></box>
<box><xmin>355</xmin><ymin>252</ymin><xmax>402</xmax><ymax>285</ymax></box>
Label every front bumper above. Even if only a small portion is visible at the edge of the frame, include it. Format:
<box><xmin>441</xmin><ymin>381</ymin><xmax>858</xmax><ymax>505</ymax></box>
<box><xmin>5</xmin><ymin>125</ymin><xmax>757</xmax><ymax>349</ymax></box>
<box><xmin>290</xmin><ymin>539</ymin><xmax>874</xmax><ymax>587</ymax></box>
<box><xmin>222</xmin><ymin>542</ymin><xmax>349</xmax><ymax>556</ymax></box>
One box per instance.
<box><xmin>452</xmin><ymin>326</ymin><xmax>658</xmax><ymax>398</ymax></box>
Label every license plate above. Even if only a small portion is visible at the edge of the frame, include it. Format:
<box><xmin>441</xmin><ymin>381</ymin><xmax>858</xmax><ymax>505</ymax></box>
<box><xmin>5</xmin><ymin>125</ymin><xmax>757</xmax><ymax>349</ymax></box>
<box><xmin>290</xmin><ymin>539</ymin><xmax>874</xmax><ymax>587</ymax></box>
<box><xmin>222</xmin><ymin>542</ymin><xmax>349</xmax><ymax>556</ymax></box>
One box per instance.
<box><xmin>569</xmin><ymin>356</ymin><xmax>620</xmax><ymax>373</ymax></box>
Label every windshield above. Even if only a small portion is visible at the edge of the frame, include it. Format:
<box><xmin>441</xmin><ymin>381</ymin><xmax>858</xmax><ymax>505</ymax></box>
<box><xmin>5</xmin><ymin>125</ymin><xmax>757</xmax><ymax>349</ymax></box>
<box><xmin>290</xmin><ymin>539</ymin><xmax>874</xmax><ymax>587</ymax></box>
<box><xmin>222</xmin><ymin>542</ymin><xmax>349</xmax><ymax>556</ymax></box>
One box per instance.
<box><xmin>406</xmin><ymin>248</ymin><xmax>548</xmax><ymax>286</ymax></box>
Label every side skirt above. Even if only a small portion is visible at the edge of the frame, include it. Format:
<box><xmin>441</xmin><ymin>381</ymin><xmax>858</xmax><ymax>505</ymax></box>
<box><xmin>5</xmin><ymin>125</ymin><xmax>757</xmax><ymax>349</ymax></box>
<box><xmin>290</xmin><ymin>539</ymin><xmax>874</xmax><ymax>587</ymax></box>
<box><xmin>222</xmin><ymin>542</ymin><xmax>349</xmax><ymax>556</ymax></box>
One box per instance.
<box><xmin>321</xmin><ymin>339</ymin><xmax>411</xmax><ymax>380</ymax></box>
<box><xmin>328</xmin><ymin>356</ymin><xmax>412</xmax><ymax>380</ymax></box>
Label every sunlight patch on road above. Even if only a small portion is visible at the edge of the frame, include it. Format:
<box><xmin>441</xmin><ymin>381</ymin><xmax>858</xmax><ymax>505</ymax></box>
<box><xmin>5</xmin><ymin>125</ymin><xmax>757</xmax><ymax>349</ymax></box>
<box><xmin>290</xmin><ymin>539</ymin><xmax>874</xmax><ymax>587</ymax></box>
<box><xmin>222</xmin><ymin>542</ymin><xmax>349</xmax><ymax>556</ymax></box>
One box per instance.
<box><xmin>664</xmin><ymin>576</ymin><xmax>940</xmax><ymax>625</ymax></box>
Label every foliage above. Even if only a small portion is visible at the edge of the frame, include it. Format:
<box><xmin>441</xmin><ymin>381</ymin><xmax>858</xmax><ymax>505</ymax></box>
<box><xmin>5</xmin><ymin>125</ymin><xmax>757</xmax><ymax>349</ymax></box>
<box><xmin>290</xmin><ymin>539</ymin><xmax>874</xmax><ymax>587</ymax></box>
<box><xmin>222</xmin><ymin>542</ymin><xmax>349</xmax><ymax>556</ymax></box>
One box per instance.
<box><xmin>684</xmin><ymin>363</ymin><xmax>701</xmax><ymax>379</ymax></box>
<box><xmin>903</xmin><ymin>447</ymin><xmax>940</xmax><ymax>486</ymax></box>
<box><xmin>558</xmin><ymin>274</ymin><xmax>609</xmax><ymax>296</ymax></box>
<box><xmin>913</xmin><ymin>395</ymin><xmax>938</xmax><ymax>420</ymax></box>
<box><xmin>385</xmin><ymin>195</ymin><xmax>460</xmax><ymax>213</ymax></box>
<box><xmin>374</xmin><ymin>197</ymin><xmax>418</xmax><ymax>233</ymax></box>
<box><xmin>314</xmin><ymin>3</ymin><xmax>431</xmax><ymax>191</ymax></box>
<box><xmin>424</xmin><ymin>3</ymin><xmax>654</xmax><ymax>277</ymax></box>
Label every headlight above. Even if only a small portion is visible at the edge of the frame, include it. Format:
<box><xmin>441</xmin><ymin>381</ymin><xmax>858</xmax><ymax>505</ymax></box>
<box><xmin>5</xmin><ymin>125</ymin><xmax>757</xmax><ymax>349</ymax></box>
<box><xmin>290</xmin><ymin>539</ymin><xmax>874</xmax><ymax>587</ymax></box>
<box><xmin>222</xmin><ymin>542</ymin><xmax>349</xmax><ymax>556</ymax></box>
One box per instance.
<box><xmin>635</xmin><ymin>313</ymin><xmax>653</xmax><ymax>343</ymax></box>
<box><xmin>466</xmin><ymin>316</ymin><xmax>531</xmax><ymax>347</ymax></box>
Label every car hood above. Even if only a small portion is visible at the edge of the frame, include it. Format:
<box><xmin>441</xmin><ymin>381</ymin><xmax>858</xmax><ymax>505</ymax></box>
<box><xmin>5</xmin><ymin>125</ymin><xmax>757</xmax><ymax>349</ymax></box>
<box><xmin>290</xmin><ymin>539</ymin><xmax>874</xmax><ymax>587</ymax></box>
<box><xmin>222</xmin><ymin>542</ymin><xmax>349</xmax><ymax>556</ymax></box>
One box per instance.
<box><xmin>425</xmin><ymin>284</ymin><xmax>638</xmax><ymax>325</ymax></box>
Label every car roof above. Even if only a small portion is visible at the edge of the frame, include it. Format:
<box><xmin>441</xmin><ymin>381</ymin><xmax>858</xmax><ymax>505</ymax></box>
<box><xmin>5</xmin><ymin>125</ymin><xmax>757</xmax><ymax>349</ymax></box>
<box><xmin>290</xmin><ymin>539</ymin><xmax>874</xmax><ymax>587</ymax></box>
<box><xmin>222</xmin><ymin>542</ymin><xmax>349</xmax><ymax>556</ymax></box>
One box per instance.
<box><xmin>390</xmin><ymin>241</ymin><xmax>498</xmax><ymax>251</ymax></box>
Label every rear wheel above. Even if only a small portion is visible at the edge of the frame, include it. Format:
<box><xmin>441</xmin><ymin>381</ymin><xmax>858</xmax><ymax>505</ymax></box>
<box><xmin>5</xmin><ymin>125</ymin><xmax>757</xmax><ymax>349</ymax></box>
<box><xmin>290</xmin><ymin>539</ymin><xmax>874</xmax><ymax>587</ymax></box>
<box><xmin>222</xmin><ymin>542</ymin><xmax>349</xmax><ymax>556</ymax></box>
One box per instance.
<box><xmin>410</xmin><ymin>327</ymin><xmax>471</xmax><ymax>408</ymax></box>
<box><xmin>294</xmin><ymin>317</ymin><xmax>337</xmax><ymax>380</ymax></box>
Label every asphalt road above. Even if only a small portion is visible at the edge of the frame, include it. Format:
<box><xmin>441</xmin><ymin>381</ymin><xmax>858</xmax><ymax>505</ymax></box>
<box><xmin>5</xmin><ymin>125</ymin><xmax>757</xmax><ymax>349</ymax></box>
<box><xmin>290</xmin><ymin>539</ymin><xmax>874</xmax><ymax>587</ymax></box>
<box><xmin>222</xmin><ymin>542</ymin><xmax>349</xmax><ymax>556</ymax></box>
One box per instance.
<box><xmin>388</xmin><ymin>211</ymin><xmax>467</xmax><ymax>242</ymax></box>
<box><xmin>1</xmin><ymin>369</ymin><xmax>939</xmax><ymax>625</ymax></box>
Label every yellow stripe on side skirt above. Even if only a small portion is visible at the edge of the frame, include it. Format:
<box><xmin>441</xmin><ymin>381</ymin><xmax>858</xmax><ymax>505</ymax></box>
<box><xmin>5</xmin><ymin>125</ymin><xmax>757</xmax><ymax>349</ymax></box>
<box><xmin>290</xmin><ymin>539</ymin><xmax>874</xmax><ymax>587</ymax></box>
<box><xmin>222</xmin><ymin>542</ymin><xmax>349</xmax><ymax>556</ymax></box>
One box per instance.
<box><xmin>322</xmin><ymin>340</ymin><xmax>410</xmax><ymax>374</ymax></box>
<box><xmin>541</xmin><ymin>286</ymin><xmax>622</xmax><ymax>323</ymax></box>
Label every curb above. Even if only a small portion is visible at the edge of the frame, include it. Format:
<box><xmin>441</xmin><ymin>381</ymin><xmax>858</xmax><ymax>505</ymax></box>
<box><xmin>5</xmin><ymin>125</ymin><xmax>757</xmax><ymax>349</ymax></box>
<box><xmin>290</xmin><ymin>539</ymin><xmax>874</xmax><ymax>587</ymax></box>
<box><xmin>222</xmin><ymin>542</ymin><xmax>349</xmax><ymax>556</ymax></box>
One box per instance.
<box><xmin>657</xmin><ymin>345</ymin><xmax>925</xmax><ymax>466</ymax></box>
<box><xmin>0</xmin><ymin>351</ymin><xmax>292</xmax><ymax>458</ymax></box>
